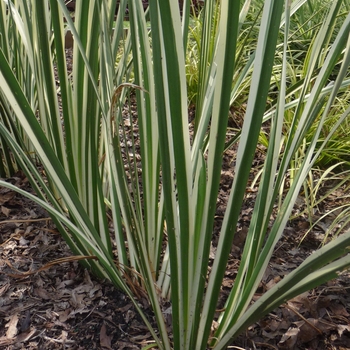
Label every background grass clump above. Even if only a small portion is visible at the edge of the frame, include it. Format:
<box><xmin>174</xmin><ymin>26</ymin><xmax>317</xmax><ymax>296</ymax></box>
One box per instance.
<box><xmin>185</xmin><ymin>0</ymin><xmax>350</xmax><ymax>237</ymax></box>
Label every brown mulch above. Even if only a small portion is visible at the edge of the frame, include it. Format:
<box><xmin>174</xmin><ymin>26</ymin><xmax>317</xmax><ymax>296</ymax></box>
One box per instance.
<box><xmin>0</xmin><ymin>174</ymin><xmax>157</xmax><ymax>350</ymax></box>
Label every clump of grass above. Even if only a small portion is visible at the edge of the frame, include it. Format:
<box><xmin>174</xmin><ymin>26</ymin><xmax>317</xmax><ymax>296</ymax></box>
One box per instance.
<box><xmin>185</xmin><ymin>0</ymin><xmax>350</xmax><ymax>241</ymax></box>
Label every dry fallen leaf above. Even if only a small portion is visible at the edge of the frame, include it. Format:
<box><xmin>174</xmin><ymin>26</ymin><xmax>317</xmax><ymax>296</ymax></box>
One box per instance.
<box><xmin>58</xmin><ymin>308</ymin><xmax>72</xmax><ymax>323</ymax></box>
<box><xmin>33</xmin><ymin>287</ymin><xmax>52</xmax><ymax>300</ymax></box>
<box><xmin>278</xmin><ymin>327</ymin><xmax>299</xmax><ymax>349</ymax></box>
<box><xmin>0</xmin><ymin>191</ymin><xmax>15</xmax><ymax>205</ymax></box>
<box><xmin>5</xmin><ymin>314</ymin><xmax>19</xmax><ymax>339</ymax></box>
<box><xmin>329</xmin><ymin>302</ymin><xmax>350</xmax><ymax>317</ymax></box>
<box><xmin>1</xmin><ymin>206</ymin><xmax>11</xmax><ymax>217</ymax></box>
<box><xmin>337</xmin><ymin>324</ymin><xmax>350</xmax><ymax>337</ymax></box>
<box><xmin>16</xmin><ymin>328</ymin><xmax>36</xmax><ymax>343</ymax></box>
<box><xmin>100</xmin><ymin>323</ymin><xmax>112</xmax><ymax>349</ymax></box>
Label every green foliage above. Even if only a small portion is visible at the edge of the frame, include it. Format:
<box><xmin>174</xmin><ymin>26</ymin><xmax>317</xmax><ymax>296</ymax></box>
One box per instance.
<box><xmin>0</xmin><ymin>1</ymin><xmax>350</xmax><ymax>349</ymax></box>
